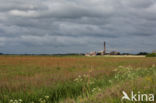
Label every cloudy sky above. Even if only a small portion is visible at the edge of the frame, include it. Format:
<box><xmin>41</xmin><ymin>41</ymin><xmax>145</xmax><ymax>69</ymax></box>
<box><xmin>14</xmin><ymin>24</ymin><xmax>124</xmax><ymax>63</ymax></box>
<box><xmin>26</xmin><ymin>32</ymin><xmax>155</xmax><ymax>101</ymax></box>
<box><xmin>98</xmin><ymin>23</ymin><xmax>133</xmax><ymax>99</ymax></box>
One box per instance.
<box><xmin>0</xmin><ymin>0</ymin><xmax>156</xmax><ymax>54</ymax></box>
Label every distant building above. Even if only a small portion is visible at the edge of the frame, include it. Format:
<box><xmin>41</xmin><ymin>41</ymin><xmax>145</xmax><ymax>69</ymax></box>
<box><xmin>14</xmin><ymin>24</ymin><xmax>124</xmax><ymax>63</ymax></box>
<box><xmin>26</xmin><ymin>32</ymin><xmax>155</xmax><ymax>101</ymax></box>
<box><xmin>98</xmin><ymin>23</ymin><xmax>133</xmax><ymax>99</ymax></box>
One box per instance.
<box><xmin>103</xmin><ymin>41</ymin><xmax>106</xmax><ymax>55</ymax></box>
<box><xmin>85</xmin><ymin>41</ymin><xmax>106</xmax><ymax>56</ymax></box>
<box><xmin>152</xmin><ymin>50</ymin><xmax>156</xmax><ymax>53</ymax></box>
<box><xmin>85</xmin><ymin>51</ymin><xmax>97</xmax><ymax>56</ymax></box>
<box><xmin>85</xmin><ymin>42</ymin><xmax>122</xmax><ymax>56</ymax></box>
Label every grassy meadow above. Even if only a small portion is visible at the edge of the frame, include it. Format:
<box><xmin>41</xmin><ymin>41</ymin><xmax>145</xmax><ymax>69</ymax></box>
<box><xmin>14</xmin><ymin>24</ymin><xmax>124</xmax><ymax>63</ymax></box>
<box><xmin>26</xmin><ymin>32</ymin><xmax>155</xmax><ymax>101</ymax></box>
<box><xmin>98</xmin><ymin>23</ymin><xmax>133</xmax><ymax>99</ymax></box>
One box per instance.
<box><xmin>0</xmin><ymin>56</ymin><xmax>155</xmax><ymax>103</ymax></box>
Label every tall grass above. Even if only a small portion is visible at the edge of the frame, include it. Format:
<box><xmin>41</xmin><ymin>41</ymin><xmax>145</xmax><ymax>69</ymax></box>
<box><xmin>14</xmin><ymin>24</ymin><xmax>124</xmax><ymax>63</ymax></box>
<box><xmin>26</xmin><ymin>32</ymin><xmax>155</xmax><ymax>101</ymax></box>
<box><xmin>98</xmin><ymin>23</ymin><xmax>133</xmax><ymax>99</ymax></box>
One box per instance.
<box><xmin>65</xmin><ymin>65</ymin><xmax>156</xmax><ymax>103</ymax></box>
<box><xmin>0</xmin><ymin>65</ymin><xmax>155</xmax><ymax>103</ymax></box>
<box><xmin>0</xmin><ymin>56</ymin><xmax>155</xmax><ymax>103</ymax></box>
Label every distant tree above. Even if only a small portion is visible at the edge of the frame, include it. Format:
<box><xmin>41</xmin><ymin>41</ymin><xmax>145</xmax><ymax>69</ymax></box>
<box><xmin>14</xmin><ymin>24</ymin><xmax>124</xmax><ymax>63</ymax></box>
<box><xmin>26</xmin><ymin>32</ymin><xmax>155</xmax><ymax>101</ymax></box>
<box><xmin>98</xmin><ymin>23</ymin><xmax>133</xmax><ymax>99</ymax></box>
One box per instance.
<box><xmin>121</xmin><ymin>53</ymin><xmax>130</xmax><ymax>55</ymax></box>
<box><xmin>96</xmin><ymin>52</ymin><xmax>102</xmax><ymax>55</ymax></box>
<box><xmin>0</xmin><ymin>53</ymin><xmax>3</xmax><ymax>55</ymax></box>
<box><xmin>137</xmin><ymin>52</ymin><xmax>148</xmax><ymax>55</ymax></box>
<box><xmin>110</xmin><ymin>51</ymin><xmax>120</xmax><ymax>55</ymax></box>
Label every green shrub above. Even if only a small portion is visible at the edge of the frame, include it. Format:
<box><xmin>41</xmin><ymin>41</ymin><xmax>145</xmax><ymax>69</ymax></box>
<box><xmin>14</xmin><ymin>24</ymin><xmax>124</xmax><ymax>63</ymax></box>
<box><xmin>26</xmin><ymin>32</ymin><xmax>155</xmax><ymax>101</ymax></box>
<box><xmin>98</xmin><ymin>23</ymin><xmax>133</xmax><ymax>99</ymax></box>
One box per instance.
<box><xmin>146</xmin><ymin>53</ymin><xmax>156</xmax><ymax>57</ymax></box>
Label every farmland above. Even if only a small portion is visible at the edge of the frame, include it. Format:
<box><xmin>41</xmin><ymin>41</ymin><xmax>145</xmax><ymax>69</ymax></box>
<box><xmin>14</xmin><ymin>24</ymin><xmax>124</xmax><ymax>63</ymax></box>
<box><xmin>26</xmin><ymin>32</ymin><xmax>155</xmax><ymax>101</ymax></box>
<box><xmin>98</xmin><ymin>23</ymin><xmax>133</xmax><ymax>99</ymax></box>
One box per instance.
<box><xmin>0</xmin><ymin>56</ymin><xmax>156</xmax><ymax>103</ymax></box>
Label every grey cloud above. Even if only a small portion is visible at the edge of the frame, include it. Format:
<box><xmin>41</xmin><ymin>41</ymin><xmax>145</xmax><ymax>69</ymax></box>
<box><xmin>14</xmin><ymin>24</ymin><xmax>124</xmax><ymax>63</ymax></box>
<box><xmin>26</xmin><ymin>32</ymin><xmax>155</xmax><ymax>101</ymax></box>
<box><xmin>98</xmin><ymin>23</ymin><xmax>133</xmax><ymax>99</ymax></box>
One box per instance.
<box><xmin>121</xmin><ymin>0</ymin><xmax>155</xmax><ymax>8</ymax></box>
<box><xmin>0</xmin><ymin>0</ymin><xmax>156</xmax><ymax>54</ymax></box>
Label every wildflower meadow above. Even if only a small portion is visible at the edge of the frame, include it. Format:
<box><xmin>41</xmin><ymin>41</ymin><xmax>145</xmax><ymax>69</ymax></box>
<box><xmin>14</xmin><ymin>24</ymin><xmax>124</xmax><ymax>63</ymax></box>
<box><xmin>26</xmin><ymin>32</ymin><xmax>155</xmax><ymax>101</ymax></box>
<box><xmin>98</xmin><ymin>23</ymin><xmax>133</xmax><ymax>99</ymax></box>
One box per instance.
<box><xmin>0</xmin><ymin>56</ymin><xmax>155</xmax><ymax>103</ymax></box>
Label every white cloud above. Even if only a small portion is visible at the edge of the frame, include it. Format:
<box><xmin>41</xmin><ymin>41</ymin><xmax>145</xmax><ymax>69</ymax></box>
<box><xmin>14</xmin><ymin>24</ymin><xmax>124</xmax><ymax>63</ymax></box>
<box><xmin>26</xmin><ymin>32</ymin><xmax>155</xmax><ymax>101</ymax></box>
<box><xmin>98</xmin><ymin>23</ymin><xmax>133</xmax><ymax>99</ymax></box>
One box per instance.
<box><xmin>9</xmin><ymin>10</ymin><xmax>38</xmax><ymax>17</ymax></box>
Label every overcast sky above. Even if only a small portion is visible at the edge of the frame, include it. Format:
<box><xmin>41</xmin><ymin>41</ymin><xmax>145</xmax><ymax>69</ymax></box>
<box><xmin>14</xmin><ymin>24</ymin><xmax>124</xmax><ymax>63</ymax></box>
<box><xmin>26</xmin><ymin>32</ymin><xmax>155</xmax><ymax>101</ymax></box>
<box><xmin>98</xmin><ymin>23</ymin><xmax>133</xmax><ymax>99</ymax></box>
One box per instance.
<box><xmin>0</xmin><ymin>0</ymin><xmax>156</xmax><ymax>54</ymax></box>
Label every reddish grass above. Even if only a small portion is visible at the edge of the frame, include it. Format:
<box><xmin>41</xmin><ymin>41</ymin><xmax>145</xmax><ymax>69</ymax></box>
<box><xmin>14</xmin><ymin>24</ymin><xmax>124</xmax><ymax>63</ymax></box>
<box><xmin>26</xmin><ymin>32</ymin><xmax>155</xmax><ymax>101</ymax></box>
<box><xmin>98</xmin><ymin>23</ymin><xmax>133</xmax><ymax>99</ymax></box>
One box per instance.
<box><xmin>0</xmin><ymin>56</ymin><xmax>155</xmax><ymax>92</ymax></box>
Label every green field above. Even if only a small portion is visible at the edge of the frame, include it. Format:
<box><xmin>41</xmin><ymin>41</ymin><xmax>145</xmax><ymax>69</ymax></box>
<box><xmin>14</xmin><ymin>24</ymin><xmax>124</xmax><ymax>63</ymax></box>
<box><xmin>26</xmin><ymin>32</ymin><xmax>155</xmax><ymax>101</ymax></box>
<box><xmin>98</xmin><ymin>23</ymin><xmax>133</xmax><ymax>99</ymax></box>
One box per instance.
<box><xmin>0</xmin><ymin>56</ymin><xmax>155</xmax><ymax>103</ymax></box>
